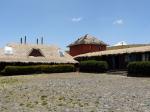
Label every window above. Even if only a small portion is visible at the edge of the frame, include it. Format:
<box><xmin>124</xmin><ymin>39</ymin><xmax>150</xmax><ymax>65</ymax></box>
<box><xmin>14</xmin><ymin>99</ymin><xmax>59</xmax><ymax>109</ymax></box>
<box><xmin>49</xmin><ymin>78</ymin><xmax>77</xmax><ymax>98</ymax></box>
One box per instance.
<box><xmin>28</xmin><ymin>48</ymin><xmax>44</xmax><ymax>57</ymax></box>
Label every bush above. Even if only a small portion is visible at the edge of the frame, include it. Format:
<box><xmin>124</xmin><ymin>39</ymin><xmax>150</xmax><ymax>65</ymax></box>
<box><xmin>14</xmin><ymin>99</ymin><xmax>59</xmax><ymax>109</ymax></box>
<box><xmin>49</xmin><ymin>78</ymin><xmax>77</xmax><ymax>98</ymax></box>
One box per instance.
<box><xmin>40</xmin><ymin>65</ymin><xmax>75</xmax><ymax>73</ymax></box>
<box><xmin>0</xmin><ymin>62</ymin><xmax>65</xmax><ymax>72</ymax></box>
<box><xmin>127</xmin><ymin>61</ymin><xmax>150</xmax><ymax>77</ymax></box>
<box><xmin>79</xmin><ymin>60</ymin><xmax>108</xmax><ymax>73</ymax></box>
<box><xmin>1</xmin><ymin>64</ymin><xmax>75</xmax><ymax>75</ymax></box>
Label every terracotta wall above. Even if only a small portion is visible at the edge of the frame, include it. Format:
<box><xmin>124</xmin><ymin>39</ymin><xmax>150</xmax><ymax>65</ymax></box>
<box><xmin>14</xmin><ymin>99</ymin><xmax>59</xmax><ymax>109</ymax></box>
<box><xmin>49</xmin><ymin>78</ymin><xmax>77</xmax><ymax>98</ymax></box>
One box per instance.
<box><xmin>69</xmin><ymin>44</ymin><xmax>106</xmax><ymax>56</ymax></box>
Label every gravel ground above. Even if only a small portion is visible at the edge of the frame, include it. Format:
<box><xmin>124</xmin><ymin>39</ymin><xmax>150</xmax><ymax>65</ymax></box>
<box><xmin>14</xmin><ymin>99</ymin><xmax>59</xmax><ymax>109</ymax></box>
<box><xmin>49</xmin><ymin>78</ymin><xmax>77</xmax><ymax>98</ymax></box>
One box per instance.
<box><xmin>0</xmin><ymin>73</ymin><xmax>150</xmax><ymax>112</ymax></box>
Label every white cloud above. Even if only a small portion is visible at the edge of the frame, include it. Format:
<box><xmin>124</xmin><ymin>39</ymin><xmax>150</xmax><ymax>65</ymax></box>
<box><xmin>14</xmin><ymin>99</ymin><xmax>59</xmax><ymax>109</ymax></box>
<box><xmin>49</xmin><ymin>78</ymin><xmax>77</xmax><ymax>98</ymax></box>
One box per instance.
<box><xmin>71</xmin><ymin>17</ymin><xmax>83</xmax><ymax>22</ymax></box>
<box><xmin>113</xmin><ymin>19</ymin><xmax>124</xmax><ymax>25</ymax></box>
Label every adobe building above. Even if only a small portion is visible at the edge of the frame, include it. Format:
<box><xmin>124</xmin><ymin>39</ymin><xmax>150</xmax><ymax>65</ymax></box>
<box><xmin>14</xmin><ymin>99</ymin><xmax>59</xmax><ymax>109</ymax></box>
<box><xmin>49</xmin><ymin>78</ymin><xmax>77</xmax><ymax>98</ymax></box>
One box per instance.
<box><xmin>75</xmin><ymin>45</ymin><xmax>150</xmax><ymax>69</ymax></box>
<box><xmin>68</xmin><ymin>34</ymin><xmax>107</xmax><ymax>56</ymax></box>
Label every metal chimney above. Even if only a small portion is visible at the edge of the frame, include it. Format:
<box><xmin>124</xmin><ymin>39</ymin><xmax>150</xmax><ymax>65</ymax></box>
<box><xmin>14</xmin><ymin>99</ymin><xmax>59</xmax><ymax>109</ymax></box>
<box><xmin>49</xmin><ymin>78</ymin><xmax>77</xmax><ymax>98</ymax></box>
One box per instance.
<box><xmin>37</xmin><ymin>38</ymin><xmax>39</xmax><ymax>45</ymax></box>
<box><xmin>20</xmin><ymin>37</ymin><xmax>23</xmax><ymax>44</ymax></box>
<box><xmin>24</xmin><ymin>36</ymin><xmax>27</xmax><ymax>44</ymax></box>
<box><xmin>41</xmin><ymin>37</ymin><xmax>43</xmax><ymax>45</ymax></box>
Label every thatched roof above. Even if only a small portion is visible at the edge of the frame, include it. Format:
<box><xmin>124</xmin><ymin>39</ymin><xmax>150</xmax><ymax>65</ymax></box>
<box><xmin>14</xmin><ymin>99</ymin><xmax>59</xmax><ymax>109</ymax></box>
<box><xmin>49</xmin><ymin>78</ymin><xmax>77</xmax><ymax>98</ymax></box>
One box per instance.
<box><xmin>0</xmin><ymin>43</ymin><xmax>78</xmax><ymax>64</ymax></box>
<box><xmin>68</xmin><ymin>34</ymin><xmax>107</xmax><ymax>47</ymax></box>
<box><xmin>107</xmin><ymin>44</ymin><xmax>150</xmax><ymax>50</ymax></box>
<box><xmin>75</xmin><ymin>45</ymin><xmax>150</xmax><ymax>58</ymax></box>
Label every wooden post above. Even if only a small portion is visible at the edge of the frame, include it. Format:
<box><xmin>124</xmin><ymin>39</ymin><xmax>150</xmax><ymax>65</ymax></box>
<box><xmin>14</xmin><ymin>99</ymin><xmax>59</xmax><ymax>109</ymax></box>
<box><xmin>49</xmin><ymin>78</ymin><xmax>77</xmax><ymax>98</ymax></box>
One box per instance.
<box><xmin>142</xmin><ymin>53</ymin><xmax>146</xmax><ymax>61</ymax></box>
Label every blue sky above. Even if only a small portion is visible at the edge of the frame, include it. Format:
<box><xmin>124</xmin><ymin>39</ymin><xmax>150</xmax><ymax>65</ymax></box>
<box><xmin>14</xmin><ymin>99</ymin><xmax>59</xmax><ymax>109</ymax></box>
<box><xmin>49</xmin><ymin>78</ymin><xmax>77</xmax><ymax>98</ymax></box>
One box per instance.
<box><xmin>0</xmin><ymin>0</ymin><xmax>150</xmax><ymax>50</ymax></box>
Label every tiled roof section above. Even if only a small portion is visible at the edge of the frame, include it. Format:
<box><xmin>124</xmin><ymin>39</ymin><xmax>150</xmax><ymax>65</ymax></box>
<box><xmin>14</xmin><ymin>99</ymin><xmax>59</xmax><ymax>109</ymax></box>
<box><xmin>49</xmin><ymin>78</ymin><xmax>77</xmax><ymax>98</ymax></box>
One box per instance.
<box><xmin>0</xmin><ymin>43</ymin><xmax>78</xmax><ymax>64</ymax></box>
<box><xmin>68</xmin><ymin>34</ymin><xmax>107</xmax><ymax>47</ymax></box>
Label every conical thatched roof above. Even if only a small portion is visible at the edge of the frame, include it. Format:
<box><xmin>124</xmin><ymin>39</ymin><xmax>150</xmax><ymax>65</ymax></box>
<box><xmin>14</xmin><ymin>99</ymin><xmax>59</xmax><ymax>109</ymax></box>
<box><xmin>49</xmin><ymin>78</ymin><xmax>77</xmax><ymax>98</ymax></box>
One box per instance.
<box><xmin>0</xmin><ymin>43</ymin><xmax>78</xmax><ymax>64</ymax></box>
<box><xmin>68</xmin><ymin>34</ymin><xmax>107</xmax><ymax>47</ymax></box>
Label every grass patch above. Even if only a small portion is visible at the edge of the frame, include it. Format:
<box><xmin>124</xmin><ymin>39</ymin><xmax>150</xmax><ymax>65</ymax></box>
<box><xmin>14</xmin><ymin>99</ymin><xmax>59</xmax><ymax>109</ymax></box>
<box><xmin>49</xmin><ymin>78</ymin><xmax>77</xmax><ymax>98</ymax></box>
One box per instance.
<box><xmin>19</xmin><ymin>103</ymin><xmax>24</xmax><ymax>106</ymax></box>
<box><xmin>34</xmin><ymin>101</ymin><xmax>38</xmax><ymax>105</ymax></box>
<box><xmin>26</xmin><ymin>102</ymin><xmax>34</xmax><ymax>108</ymax></box>
<box><xmin>40</xmin><ymin>95</ymin><xmax>47</xmax><ymax>100</ymax></box>
<box><xmin>41</xmin><ymin>101</ymin><xmax>48</xmax><ymax>106</ymax></box>
<box><xmin>0</xmin><ymin>78</ymin><xmax>19</xmax><ymax>84</ymax></box>
<box><xmin>58</xmin><ymin>96</ymin><xmax>65</xmax><ymax>101</ymax></box>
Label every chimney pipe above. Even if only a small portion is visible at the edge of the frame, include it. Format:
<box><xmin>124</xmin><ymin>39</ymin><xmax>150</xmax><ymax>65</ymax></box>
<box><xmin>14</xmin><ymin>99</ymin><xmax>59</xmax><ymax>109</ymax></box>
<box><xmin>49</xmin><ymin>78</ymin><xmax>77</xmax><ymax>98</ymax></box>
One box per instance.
<box><xmin>24</xmin><ymin>36</ymin><xmax>27</xmax><ymax>44</ymax></box>
<box><xmin>41</xmin><ymin>37</ymin><xmax>43</xmax><ymax>45</ymax></box>
<box><xmin>37</xmin><ymin>38</ymin><xmax>39</xmax><ymax>45</ymax></box>
<box><xmin>20</xmin><ymin>37</ymin><xmax>23</xmax><ymax>44</ymax></box>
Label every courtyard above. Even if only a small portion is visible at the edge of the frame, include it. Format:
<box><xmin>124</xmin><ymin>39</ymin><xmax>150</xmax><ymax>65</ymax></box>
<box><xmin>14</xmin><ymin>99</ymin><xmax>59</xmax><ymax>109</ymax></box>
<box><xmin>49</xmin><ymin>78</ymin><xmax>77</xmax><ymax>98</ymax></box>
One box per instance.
<box><xmin>0</xmin><ymin>73</ymin><xmax>150</xmax><ymax>112</ymax></box>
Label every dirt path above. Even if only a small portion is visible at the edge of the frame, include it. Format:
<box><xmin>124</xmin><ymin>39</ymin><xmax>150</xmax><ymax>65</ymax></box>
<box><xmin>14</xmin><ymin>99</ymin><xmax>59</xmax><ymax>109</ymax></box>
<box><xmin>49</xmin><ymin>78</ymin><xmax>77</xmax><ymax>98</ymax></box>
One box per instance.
<box><xmin>0</xmin><ymin>73</ymin><xmax>150</xmax><ymax>112</ymax></box>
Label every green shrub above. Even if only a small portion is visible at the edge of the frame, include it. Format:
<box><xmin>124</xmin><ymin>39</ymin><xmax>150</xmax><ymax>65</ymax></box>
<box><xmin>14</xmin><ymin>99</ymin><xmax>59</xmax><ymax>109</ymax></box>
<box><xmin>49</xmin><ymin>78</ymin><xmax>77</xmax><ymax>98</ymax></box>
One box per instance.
<box><xmin>79</xmin><ymin>60</ymin><xmax>108</xmax><ymax>73</ymax></box>
<box><xmin>1</xmin><ymin>66</ymin><xmax>40</xmax><ymax>75</ymax></box>
<box><xmin>40</xmin><ymin>65</ymin><xmax>75</xmax><ymax>73</ymax></box>
<box><xmin>1</xmin><ymin>64</ymin><xmax>75</xmax><ymax>75</ymax></box>
<box><xmin>0</xmin><ymin>62</ymin><xmax>59</xmax><ymax>72</ymax></box>
<box><xmin>127</xmin><ymin>61</ymin><xmax>150</xmax><ymax>77</ymax></box>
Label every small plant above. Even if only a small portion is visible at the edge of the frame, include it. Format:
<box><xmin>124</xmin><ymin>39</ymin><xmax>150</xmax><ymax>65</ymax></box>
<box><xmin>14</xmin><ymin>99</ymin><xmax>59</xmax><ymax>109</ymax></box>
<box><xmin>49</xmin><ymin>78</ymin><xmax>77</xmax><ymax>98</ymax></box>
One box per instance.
<box><xmin>78</xmin><ymin>102</ymin><xmax>84</xmax><ymax>107</ymax></box>
<box><xmin>41</xmin><ymin>101</ymin><xmax>48</xmax><ymax>106</ymax></box>
<box><xmin>34</xmin><ymin>101</ymin><xmax>38</xmax><ymax>105</ymax></box>
<box><xmin>84</xmin><ymin>102</ymin><xmax>89</xmax><ymax>106</ymax></box>
<box><xmin>95</xmin><ymin>100</ymin><xmax>99</xmax><ymax>105</ymax></box>
<box><xmin>26</xmin><ymin>102</ymin><xmax>34</xmax><ymax>108</ymax></box>
<box><xmin>90</xmin><ymin>110</ymin><xmax>95</xmax><ymax>112</ymax></box>
<box><xmin>41</xmin><ymin>95</ymin><xmax>47</xmax><ymax>100</ymax></box>
<box><xmin>58</xmin><ymin>103</ymin><xmax>63</xmax><ymax>106</ymax></box>
<box><xmin>19</xmin><ymin>103</ymin><xmax>24</xmax><ymax>106</ymax></box>
<box><xmin>58</xmin><ymin>96</ymin><xmax>65</xmax><ymax>101</ymax></box>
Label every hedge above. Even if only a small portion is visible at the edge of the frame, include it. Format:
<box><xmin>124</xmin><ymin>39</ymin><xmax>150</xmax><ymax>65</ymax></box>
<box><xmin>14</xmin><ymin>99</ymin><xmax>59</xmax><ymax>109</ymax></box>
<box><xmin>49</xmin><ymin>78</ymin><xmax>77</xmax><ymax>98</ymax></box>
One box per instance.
<box><xmin>79</xmin><ymin>60</ymin><xmax>108</xmax><ymax>73</ymax></box>
<box><xmin>1</xmin><ymin>65</ymin><xmax>75</xmax><ymax>75</ymax></box>
<box><xmin>40</xmin><ymin>65</ymin><xmax>75</xmax><ymax>73</ymax></box>
<box><xmin>127</xmin><ymin>61</ymin><xmax>150</xmax><ymax>77</ymax></box>
<box><xmin>0</xmin><ymin>62</ymin><xmax>57</xmax><ymax>71</ymax></box>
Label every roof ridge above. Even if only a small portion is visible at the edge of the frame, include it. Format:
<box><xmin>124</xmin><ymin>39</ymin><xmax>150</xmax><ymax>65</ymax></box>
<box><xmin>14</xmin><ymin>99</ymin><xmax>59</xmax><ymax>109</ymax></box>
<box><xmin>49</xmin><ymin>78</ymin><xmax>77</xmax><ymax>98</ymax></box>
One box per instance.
<box><xmin>68</xmin><ymin>34</ymin><xmax>107</xmax><ymax>47</ymax></box>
